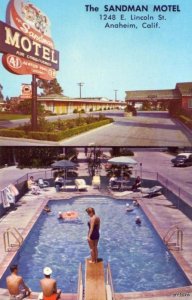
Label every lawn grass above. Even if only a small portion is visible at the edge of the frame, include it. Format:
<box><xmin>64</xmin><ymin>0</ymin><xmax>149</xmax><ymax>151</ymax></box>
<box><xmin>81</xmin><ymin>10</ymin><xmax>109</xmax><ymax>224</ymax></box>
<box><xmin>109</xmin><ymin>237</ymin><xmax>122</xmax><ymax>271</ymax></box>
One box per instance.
<box><xmin>0</xmin><ymin>113</ymin><xmax>30</xmax><ymax>120</ymax></box>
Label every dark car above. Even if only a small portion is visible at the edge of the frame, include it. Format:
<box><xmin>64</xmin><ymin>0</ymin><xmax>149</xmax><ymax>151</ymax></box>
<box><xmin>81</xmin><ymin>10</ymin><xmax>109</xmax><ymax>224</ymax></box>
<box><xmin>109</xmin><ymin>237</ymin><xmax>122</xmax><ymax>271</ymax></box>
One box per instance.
<box><xmin>171</xmin><ymin>153</ymin><xmax>192</xmax><ymax>167</ymax></box>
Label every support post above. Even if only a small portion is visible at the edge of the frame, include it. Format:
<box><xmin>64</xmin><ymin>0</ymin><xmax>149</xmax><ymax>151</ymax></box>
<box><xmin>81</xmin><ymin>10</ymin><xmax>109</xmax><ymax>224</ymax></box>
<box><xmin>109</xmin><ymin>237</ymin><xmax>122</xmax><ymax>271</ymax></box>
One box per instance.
<box><xmin>31</xmin><ymin>74</ymin><xmax>38</xmax><ymax>131</ymax></box>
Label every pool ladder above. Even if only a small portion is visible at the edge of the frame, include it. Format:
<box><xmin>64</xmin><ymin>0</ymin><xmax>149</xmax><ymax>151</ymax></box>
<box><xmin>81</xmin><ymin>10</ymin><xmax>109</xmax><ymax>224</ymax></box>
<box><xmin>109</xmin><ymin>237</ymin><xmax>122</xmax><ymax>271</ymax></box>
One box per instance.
<box><xmin>163</xmin><ymin>225</ymin><xmax>183</xmax><ymax>250</ymax></box>
<box><xmin>3</xmin><ymin>227</ymin><xmax>23</xmax><ymax>252</ymax></box>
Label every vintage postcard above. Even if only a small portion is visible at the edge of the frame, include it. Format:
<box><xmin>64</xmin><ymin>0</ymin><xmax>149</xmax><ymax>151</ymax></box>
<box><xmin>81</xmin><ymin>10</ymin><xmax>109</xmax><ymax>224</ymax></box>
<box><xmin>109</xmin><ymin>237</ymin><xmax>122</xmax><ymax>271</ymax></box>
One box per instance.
<box><xmin>0</xmin><ymin>0</ymin><xmax>191</xmax><ymax>146</ymax></box>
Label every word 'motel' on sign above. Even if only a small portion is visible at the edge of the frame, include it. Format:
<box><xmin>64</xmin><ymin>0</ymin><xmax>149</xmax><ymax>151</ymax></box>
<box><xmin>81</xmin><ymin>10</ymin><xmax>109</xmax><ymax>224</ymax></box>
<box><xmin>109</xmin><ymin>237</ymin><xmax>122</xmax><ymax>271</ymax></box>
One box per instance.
<box><xmin>0</xmin><ymin>21</ymin><xmax>59</xmax><ymax>70</ymax></box>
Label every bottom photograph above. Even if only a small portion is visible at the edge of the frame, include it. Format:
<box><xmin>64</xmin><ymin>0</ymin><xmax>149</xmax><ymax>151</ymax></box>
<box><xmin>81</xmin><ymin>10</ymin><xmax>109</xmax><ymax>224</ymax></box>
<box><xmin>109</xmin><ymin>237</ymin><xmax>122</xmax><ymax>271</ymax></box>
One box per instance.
<box><xmin>0</xmin><ymin>146</ymin><xmax>192</xmax><ymax>300</ymax></box>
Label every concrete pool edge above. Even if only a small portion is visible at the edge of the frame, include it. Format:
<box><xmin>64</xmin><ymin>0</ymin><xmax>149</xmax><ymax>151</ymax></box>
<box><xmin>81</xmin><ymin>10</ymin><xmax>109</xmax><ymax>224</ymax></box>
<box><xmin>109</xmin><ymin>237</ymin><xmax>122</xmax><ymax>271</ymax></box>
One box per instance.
<box><xmin>0</xmin><ymin>189</ymin><xmax>192</xmax><ymax>299</ymax></box>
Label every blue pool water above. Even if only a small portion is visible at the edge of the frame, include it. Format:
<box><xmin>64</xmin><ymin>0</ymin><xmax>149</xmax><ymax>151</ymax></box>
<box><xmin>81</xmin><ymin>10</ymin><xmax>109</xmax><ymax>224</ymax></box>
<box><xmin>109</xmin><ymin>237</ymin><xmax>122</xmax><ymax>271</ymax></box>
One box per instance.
<box><xmin>0</xmin><ymin>196</ymin><xmax>189</xmax><ymax>293</ymax></box>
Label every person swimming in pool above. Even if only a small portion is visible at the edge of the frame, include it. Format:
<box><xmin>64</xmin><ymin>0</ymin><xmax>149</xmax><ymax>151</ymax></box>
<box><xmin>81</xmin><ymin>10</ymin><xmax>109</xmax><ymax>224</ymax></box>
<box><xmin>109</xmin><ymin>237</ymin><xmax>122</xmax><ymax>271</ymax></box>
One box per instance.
<box><xmin>86</xmin><ymin>207</ymin><xmax>100</xmax><ymax>263</ymax></box>
<box><xmin>44</xmin><ymin>205</ymin><xmax>51</xmax><ymax>213</ymax></box>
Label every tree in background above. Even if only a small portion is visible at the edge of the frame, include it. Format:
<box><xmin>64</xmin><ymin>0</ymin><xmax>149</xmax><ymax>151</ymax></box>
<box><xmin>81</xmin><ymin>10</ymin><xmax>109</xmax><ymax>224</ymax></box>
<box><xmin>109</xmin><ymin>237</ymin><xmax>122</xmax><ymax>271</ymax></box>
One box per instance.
<box><xmin>110</xmin><ymin>147</ymin><xmax>134</xmax><ymax>157</ymax></box>
<box><xmin>17</xmin><ymin>99</ymin><xmax>44</xmax><ymax>115</ymax></box>
<box><xmin>142</xmin><ymin>100</ymin><xmax>152</xmax><ymax>111</ymax></box>
<box><xmin>0</xmin><ymin>147</ymin><xmax>16</xmax><ymax>167</ymax></box>
<box><xmin>38</xmin><ymin>78</ymin><xmax>63</xmax><ymax>95</ymax></box>
<box><xmin>15</xmin><ymin>147</ymin><xmax>63</xmax><ymax>168</ymax></box>
<box><xmin>0</xmin><ymin>83</ymin><xmax>4</xmax><ymax>101</ymax></box>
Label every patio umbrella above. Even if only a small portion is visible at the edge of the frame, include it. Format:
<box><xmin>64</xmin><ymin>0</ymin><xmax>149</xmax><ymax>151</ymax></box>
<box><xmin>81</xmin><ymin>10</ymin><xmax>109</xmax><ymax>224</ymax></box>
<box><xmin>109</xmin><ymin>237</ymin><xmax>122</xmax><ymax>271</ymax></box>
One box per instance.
<box><xmin>107</xmin><ymin>156</ymin><xmax>137</xmax><ymax>179</ymax></box>
<box><xmin>108</xmin><ymin>156</ymin><xmax>137</xmax><ymax>166</ymax></box>
<box><xmin>51</xmin><ymin>159</ymin><xmax>77</xmax><ymax>169</ymax></box>
<box><xmin>51</xmin><ymin>159</ymin><xmax>77</xmax><ymax>184</ymax></box>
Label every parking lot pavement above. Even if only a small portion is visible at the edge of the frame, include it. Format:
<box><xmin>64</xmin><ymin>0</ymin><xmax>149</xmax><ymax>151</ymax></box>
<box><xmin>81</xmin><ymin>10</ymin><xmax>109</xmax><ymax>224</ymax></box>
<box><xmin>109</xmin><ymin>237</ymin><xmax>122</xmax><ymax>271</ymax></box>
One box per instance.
<box><xmin>134</xmin><ymin>150</ymin><xmax>192</xmax><ymax>195</ymax></box>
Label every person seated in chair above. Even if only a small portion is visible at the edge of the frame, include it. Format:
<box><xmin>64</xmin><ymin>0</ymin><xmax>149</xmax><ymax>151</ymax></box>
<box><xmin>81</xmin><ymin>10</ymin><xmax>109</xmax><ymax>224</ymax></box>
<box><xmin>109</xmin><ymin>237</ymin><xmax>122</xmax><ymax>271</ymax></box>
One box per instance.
<box><xmin>54</xmin><ymin>175</ymin><xmax>64</xmax><ymax>191</ymax></box>
<box><xmin>109</xmin><ymin>174</ymin><xmax>118</xmax><ymax>187</ymax></box>
<box><xmin>27</xmin><ymin>176</ymin><xmax>40</xmax><ymax>195</ymax></box>
<box><xmin>132</xmin><ymin>176</ymin><xmax>141</xmax><ymax>191</ymax></box>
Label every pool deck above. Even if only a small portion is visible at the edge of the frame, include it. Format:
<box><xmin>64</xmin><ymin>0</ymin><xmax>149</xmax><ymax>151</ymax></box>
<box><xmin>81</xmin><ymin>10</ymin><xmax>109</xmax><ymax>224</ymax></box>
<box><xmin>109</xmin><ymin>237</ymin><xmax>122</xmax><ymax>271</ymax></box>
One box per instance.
<box><xmin>0</xmin><ymin>155</ymin><xmax>192</xmax><ymax>299</ymax></box>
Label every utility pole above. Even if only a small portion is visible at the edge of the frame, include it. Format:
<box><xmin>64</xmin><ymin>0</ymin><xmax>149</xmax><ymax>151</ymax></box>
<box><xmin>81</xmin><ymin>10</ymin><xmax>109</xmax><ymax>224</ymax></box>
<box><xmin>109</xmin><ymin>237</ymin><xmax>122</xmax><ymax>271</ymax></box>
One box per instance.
<box><xmin>31</xmin><ymin>74</ymin><xmax>38</xmax><ymax>131</ymax></box>
<box><xmin>114</xmin><ymin>89</ymin><xmax>118</xmax><ymax>101</ymax></box>
<box><xmin>77</xmin><ymin>82</ymin><xmax>84</xmax><ymax>98</ymax></box>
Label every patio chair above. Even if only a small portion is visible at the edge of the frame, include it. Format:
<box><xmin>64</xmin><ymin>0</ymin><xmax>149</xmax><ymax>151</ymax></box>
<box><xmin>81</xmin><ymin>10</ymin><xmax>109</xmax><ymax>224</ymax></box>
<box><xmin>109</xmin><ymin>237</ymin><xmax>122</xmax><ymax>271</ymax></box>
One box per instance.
<box><xmin>92</xmin><ymin>175</ymin><xmax>101</xmax><ymax>189</ymax></box>
<box><xmin>141</xmin><ymin>185</ymin><xmax>163</xmax><ymax>198</ymax></box>
<box><xmin>38</xmin><ymin>178</ymin><xmax>49</xmax><ymax>189</ymax></box>
<box><xmin>75</xmin><ymin>179</ymin><xmax>87</xmax><ymax>191</ymax></box>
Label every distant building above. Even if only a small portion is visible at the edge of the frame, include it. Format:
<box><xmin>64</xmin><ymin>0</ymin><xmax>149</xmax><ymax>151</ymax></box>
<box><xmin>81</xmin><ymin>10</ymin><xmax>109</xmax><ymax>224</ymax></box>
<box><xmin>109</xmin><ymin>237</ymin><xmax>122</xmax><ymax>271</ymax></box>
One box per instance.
<box><xmin>125</xmin><ymin>82</ymin><xmax>192</xmax><ymax>112</ymax></box>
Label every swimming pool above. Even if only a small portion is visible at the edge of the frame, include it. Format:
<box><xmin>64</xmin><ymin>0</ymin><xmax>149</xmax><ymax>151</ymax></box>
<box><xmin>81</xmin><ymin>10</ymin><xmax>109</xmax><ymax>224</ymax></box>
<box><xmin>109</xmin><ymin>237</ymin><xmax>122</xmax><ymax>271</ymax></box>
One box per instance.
<box><xmin>0</xmin><ymin>196</ymin><xmax>190</xmax><ymax>293</ymax></box>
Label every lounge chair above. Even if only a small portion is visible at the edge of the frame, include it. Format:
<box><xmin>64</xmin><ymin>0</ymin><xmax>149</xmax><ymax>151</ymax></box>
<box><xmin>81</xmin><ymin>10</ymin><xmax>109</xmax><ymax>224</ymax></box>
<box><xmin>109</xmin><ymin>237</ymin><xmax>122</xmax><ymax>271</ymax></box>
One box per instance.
<box><xmin>75</xmin><ymin>179</ymin><xmax>87</xmax><ymax>191</ymax></box>
<box><xmin>38</xmin><ymin>178</ymin><xmax>49</xmax><ymax>188</ymax></box>
<box><xmin>92</xmin><ymin>175</ymin><xmax>101</xmax><ymax>189</ymax></box>
<box><xmin>141</xmin><ymin>185</ymin><xmax>163</xmax><ymax>197</ymax></box>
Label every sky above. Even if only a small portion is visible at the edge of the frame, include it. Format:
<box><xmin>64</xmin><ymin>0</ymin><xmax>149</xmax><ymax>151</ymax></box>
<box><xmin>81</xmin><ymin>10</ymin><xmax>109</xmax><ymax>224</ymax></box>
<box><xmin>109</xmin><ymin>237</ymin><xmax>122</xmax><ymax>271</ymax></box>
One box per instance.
<box><xmin>0</xmin><ymin>0</ymin><xmax>192</xmax><ymax>101</ymax></box>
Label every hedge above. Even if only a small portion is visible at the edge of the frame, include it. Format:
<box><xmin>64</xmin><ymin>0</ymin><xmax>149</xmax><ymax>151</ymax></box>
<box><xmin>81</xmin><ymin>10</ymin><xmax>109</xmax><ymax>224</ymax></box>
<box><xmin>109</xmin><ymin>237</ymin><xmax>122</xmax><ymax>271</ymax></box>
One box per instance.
<box><xmin>179</xmin><ymin>115</ymin><xmax>192</xmax><ymax>129</ymax></box>
<box><xmin>0</xmin><ymin>129</ymin><xmax>26</xmax><ymax>138</ymax></box>
<box><xmin>0</xmin><ymin>119</ymin><xmax>113</xmax><ymax>141</ymax></box>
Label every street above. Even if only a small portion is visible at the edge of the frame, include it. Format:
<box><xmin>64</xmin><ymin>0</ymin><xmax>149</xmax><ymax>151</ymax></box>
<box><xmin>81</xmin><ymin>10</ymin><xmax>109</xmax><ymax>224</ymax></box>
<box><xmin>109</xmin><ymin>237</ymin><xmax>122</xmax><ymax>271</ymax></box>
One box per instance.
<box><xmin>0</xmin><ymin>111</ymin><xmax>192</xmax><ymax>146</ymax></box>
<box><xmin>61</xmin><ymin>111</ymin><xmax>192</xmax><ymax>146</ymax></box>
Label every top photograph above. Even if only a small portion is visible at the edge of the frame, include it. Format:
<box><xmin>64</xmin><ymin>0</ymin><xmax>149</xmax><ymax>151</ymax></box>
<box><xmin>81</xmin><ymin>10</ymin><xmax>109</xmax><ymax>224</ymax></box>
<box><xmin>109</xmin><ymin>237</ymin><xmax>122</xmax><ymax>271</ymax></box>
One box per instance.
<box><xmin>0</xmin><ymin>0</ymin><xmax>192</xmax><ymax>146</ymax></box>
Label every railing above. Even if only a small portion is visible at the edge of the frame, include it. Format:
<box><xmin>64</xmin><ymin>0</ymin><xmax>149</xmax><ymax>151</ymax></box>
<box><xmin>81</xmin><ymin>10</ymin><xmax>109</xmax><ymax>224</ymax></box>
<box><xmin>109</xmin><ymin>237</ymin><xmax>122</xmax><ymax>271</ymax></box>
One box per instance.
<box><xmin>77</xmin><ymin>263</ymin><xmax>84</xmax><ymax>300</ymax></box>
<box><xmin>106</xmin><ymin>262</ymin><xmax>116</xmax><ymax>300</ymax></box>
<box><xmin>163</xmin><ymin>225</ymin><xmax>183</xmax><ymax>250</ymax></box>
<box><xmin>3</xmin><ymin>227</ymin><xmax>23</xmax><ymax>252</ymax></box>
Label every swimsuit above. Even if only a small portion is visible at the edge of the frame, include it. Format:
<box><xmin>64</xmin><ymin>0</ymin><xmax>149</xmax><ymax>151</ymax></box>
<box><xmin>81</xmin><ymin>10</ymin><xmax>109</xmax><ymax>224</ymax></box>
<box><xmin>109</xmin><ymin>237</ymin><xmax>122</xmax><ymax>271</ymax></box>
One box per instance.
<box><xmin>9</xmin><ymin>293</ymin><xmax>25</xmax><ymax>300</ymax></box>
<box><xmin>43</xmin><ymin>294</ymin><xmax>57</xmax><ymax>300</ymax></box>
<box><xmin>88</xmin><ymin>221</ymin><xmax>100</xmax><ymax>240</ymax></box>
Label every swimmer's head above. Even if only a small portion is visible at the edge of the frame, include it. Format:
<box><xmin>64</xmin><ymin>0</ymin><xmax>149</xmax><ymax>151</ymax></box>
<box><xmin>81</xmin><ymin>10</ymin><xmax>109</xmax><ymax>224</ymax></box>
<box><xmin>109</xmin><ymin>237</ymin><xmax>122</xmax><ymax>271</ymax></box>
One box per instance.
<box><xmin>86</xmin><ymin>207</ymin><xmax>95</xmax><ymax>216</ymax></box>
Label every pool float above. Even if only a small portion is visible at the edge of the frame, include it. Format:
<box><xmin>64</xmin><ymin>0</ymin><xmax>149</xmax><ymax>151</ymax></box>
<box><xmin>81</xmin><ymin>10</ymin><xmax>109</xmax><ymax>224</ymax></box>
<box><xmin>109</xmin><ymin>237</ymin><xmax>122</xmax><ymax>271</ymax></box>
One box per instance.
<box><xmin>59</xmin><ymin>211</ymin><xmax>79</xmax><ymax>220</ymax></box>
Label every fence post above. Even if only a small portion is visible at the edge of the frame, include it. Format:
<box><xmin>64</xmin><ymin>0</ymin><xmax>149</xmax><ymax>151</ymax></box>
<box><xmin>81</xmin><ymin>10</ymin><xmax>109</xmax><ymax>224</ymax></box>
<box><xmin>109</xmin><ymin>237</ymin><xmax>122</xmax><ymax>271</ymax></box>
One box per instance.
<box><xmin>178</xmin><ymin>187</ymin><xmax>180</xmax><ymax>209</ymax></box>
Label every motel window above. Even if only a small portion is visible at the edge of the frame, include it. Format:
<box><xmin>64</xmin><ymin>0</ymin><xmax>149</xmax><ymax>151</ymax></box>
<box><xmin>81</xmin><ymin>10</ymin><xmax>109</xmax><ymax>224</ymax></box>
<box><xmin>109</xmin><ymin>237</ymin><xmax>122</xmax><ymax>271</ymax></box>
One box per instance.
<box><xmin>189</xmin><ymin>99</ymin><xmax>192</xmax><ymax>108</ymax></box>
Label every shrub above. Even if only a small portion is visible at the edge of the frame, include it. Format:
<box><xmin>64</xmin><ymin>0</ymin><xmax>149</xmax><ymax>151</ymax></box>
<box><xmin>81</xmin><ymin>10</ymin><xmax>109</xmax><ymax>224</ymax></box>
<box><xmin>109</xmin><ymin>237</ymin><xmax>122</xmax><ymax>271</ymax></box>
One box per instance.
<box><xmin>110</xmin><ymin>147</ymin><xmax>134</xmax><ymax>157</ymax></box>
<box><xmin>0</xmin><ymin>117</ymin><xmax>113</xmax><ymax>141</ymax></box>
<box><xmin>27</xmin><ymin>131</ymin><xmax>61</xmax><ymax>141</ymax></box>
<box><xmin>73</xmin><ymin>108</ymin><xmax>78</xmax><ymax>113</ymax></box>
<box><xmin>0</xmin><ymin>129</ymin><xmax>26</xmax><ymax>138</ymax></box>
<box><xmin>89</xmin><ymin>108</ymin><xmax>93</xmax><ymax>112</ymax></box>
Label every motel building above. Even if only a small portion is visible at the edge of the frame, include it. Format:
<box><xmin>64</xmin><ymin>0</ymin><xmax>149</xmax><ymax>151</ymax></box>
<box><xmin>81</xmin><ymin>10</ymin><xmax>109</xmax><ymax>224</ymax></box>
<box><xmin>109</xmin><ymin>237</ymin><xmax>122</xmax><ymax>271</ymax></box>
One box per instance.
<box><xmin>125</xmin><ymin>82</ymin><xmax>192</xmax><ymax>113</ymax></box>
<box><xmin>6</xmin><ymin>84</ymin><xmax>125</xmax><ymax>114</ymax></box>
<box><xmin>38</xmin><ymin>94</ymin><xmax>124</xmax><ymax>114</ymax></box>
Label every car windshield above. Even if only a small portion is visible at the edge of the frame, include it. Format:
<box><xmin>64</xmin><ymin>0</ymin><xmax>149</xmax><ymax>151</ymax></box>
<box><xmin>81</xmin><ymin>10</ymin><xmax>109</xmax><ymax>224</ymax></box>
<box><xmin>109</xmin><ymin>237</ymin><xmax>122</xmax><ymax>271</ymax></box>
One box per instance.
<box><xmin>176</xmin><ymin>155</ymin><xmax>187</xmax><ymax>159</ymax></box>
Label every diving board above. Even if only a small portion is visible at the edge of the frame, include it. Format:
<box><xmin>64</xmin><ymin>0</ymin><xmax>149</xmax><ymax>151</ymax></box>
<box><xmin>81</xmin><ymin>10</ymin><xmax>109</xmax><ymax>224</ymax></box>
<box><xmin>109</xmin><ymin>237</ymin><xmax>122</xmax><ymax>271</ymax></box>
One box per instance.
<box><xmin>85</xmin><ymin>259</ymin><xmax>107</xmax><ymax>300</ymax></box>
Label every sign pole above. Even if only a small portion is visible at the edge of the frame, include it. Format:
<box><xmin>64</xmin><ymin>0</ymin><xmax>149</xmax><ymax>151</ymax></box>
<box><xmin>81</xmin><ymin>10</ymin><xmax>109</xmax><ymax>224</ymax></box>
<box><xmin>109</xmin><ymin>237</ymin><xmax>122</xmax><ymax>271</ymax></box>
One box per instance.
<box><xmin>31</xmin><ymin>74</ymin><xmax>37</xmax><ymax>131</ymax></box>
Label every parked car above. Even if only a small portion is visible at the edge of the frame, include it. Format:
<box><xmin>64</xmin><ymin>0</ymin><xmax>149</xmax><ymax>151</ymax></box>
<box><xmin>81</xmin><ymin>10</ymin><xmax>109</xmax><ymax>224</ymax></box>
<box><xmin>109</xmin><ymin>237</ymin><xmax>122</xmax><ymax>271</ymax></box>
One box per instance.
<box><xmin>171</xmin><ymin>153</ymin><xmax>192</xmax><ymax>167</ymax></box>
